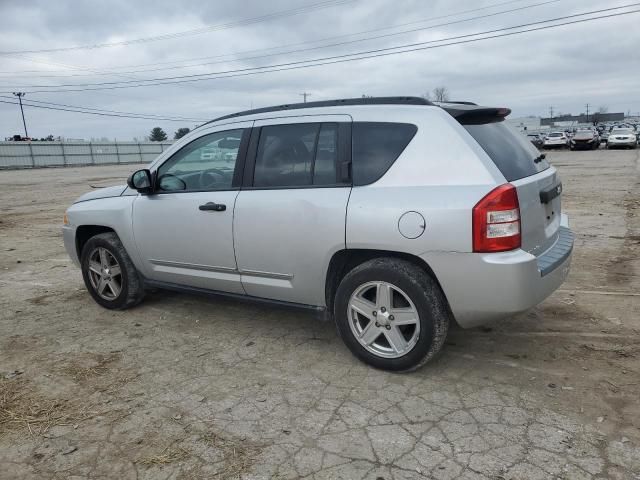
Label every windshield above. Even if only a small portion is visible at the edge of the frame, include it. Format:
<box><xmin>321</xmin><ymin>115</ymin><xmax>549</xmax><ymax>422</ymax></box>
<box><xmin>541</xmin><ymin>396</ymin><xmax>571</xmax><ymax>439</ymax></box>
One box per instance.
<box><xmin>611</xmin><ymin>129</ymin><xmax>634</xmax><ymax>135</ymax></box>
<box><xmin>548</xmin><ymin>132</ymin><xmax>563</xmax><ymax>137</ymax></box>
<box><xmin>464</xmin><ymin>122</ymin><xmax>549</xmax><ymax>181</ymax></box>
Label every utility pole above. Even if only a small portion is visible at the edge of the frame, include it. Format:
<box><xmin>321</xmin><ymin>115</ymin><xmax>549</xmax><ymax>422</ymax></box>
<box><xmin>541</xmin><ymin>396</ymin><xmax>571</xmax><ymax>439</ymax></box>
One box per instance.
<box><xmin>12</xmin><ymin>92</ymin><xmax>29</xmax><ymax>138</ymax></box>
<box><xmin>299</xmin><ymin>92</ymin><xmax>311</xmax><ymax>103</ymax></box>
<box><xmin>549</xmin><ymin>106</ymin><xmax>554</xmax><ymax>119</ymax></box>
<box><xmin>585</xmin><ymin>103</ymin><xmax>590</xmax><ymax>123</ymax></box>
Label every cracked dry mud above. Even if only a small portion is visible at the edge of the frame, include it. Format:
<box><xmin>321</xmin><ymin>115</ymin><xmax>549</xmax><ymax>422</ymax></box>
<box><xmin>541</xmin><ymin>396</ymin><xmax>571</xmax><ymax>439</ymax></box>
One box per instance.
<box><xmin>1</xmin><ymin>149</ymin><xmax>639</xmax><ymax>479</ymax></box>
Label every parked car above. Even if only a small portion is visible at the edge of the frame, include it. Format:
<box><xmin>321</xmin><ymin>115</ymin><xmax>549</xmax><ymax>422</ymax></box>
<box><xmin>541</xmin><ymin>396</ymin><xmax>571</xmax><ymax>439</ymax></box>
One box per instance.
<box><xmin>62</xmin><ymin>97</ymin><xmax>573</xmax><ymax>371</ymax></box>
<box><xmin>600</xmin><ymin>129</ymin><xmax>610</xmax><ymax>144</ymax></box>
<box><xmin>543</xmin><ymin>131</ymin><xmax>569</xmax><ymax>149</ymax></box>
<box><xmin>570</xmin><ymin>129</ymin><xmax>600</xmax><ymax>150</ymax></box>
<box><xmin>607</xmin><ymin>128</ymin><xmax>637</xmax><ymax>149</ymax></box>
<box><xmin>527</xmin><ymin>133</ymin><xmax>544</xmax><ymax>148</ymax></box>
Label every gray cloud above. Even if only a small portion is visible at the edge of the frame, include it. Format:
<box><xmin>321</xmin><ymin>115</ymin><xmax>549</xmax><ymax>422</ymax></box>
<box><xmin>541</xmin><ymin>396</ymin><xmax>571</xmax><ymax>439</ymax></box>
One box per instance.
<box><xmin>0</xmin><ymin>0</ymin><xmax>638</xmax><ymax>139</ymax></box>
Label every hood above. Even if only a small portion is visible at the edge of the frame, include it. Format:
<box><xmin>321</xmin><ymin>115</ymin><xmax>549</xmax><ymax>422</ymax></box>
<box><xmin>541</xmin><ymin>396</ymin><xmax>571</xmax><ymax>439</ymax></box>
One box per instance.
<box><xmin>74</xmin><ymin>185</ymin><xmax>127</xmax><ymax>203</ymax></box>
<box><xmin>573</xmin><ymin>132</ymin><xmax>595</xmax><ymax>140</ymax></box>
<box><xmin>611</xmin><ymin>132</ymin><xmax>634</xmax><ymax>138</ymax></box>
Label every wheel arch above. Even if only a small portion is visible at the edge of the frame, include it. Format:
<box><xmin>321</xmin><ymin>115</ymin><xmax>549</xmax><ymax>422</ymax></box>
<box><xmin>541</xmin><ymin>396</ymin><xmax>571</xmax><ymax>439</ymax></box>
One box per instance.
<box><xmin>75</xmin><ymin>225</ymin><xmax>116</xmax><ymax>259</ymax></box>
<box><xmin>325</xmin><ymin>248</ymin><xmax>452</xmax><ymax>319</ymax></box>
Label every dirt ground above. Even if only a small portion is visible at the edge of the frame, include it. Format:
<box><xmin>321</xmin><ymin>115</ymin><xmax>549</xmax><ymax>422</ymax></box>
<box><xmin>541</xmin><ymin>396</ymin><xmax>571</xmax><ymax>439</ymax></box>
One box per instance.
<box><xmin>0</xmin><ymin>149</ymin><xmax>639</xmax><ymax>480</ymax></box>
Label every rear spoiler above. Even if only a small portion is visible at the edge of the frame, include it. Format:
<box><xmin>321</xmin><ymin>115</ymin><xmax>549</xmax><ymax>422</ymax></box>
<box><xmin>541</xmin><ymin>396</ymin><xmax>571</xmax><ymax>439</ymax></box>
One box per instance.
<box><xmin>441</xmin><ymin>104</ymin><xmax>512</xmax><ymax>125</ymax></box>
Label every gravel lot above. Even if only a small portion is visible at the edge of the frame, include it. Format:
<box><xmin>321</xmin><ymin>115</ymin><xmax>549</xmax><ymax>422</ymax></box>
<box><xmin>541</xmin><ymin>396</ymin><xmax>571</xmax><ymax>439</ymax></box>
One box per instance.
<box><xmin>1</xmin><ymin>149</ymin><xmax>639</xmax><ymax>479</ymax></box>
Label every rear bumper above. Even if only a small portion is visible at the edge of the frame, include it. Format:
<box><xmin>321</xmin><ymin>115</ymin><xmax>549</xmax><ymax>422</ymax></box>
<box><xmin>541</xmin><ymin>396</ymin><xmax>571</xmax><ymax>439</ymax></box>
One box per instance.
<box><xmin>424</xmin><ymin>215</ymin><xmax>573</xmax><ymax>328</ymax></box>
<box><xmin>63</xmin><ymin>225</ymin><xmax>80</xmax><ymax>267</ymax></box>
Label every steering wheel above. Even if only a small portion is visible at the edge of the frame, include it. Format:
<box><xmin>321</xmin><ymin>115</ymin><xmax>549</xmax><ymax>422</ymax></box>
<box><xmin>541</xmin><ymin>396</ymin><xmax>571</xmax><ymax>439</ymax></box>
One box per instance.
<box><xmin>198</xmin><ymin>168</ymin><xmax>227</xmax><ymax>189</ymax></box>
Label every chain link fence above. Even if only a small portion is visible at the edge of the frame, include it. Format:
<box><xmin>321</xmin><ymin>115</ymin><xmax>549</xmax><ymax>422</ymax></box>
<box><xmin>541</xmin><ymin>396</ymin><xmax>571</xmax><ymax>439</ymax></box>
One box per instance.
<box><xmin>0</xmin><ymin>141</ymin><xmax>173</xmax><ymax>169</ymax></box>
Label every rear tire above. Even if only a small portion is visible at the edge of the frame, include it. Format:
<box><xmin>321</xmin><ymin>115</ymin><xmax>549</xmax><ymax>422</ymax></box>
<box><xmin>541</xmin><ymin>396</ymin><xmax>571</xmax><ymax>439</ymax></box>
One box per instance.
<box><xmin>80</xmin><ymin>232</ymin><xmax>144</xmax><ymax>310</ymax></box>
<box><xmin>334</xmin><ymin>258</ymin><xmax>450</xmax><ymax>372</ymax></box>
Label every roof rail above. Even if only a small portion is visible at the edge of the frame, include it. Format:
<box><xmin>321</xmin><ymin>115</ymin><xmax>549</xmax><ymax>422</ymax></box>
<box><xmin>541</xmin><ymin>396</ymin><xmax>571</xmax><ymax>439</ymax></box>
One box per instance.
<box><xmin>205</xmin><ymin>96</ymin><xmax>434</xmax><ymax>125</ymax></box>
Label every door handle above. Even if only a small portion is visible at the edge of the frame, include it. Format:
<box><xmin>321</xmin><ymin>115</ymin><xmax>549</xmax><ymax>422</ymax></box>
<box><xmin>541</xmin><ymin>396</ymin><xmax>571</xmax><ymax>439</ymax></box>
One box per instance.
<box><xmin>199</xmin><ymin>202</ymin><xmax>226</xmax><ymax>212</ymax></box>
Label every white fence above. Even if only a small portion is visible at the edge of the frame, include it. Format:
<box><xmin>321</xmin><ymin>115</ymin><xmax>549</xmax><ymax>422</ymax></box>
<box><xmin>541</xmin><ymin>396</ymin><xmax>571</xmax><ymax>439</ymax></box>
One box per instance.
<box><xmin>0</xmin><ymin>141</ymin><xmax>173</xmax><ymax>169</ymax></box>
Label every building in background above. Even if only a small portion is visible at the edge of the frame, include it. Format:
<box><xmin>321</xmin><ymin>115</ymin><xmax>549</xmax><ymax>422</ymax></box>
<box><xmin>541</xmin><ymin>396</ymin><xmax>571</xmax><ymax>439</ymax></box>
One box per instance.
<box><xmin>506</xmin><ymin>116</ymin><xmax>541</xmax><ymax>132</ymax></box>
<box><xmin>541</xmin><ymin>112</ymin><xmax>624</xmax><ymax>126</ymax></box>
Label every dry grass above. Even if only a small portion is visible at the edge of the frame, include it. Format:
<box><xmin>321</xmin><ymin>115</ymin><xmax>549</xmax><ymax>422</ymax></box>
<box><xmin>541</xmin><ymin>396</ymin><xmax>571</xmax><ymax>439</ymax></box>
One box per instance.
<box><xmin>201</xmin><ymin>431</ymin><xmax>261</xmax><ymax>479</ymax></box>
<box><xmin>138</xmin><ymin>444</ymin><xmax>191</xmax><ymax>466</ymax></box>
<box><xmin>0</xmin><ymin>378</ymin><xmax>93</xmax><ymax>437</ymax></box>
<box><xmin>136</xmin><ymin>430</ymin><xmax>261</xmax><ymax>477</ymax></box>
<box><xmin>60</xmin><ymin>352</ymin><xmax>121</xmax><ymax>382</ymax></box>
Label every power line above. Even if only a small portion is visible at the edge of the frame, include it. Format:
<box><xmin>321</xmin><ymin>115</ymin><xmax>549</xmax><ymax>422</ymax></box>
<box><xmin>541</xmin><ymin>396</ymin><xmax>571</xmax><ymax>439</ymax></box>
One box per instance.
<box><xmin>4</xmin><ymin>5</ymin><xmax>638</xmax><ymax>95</ymax></box>
<box><xmin>0</xmin><ymin>0</ymin><xmax>353</xmax><ymax>55</ymax></box>
<box><xmin>0</xmin><ymin>95</ymin><xmax>205</xmax><ymax>121</ymax></box>
<box><xmin>0</xmin><ymin>99</ymin><xmax>204</xmax><ymax>122</ymax></box>
<box><xmin>0</xmin><ymin>0</ymin><xmax>560</xmax><ymax>80</ymax></box>
<box><xmin>0</xmin><ymin>0</ymin><xmax>547</xmax><ymax>78</ymax></box>
<box><xmin>0</xmin><ymin>54</ymin><xmax>142</xmax><ymax>80</ymax></box>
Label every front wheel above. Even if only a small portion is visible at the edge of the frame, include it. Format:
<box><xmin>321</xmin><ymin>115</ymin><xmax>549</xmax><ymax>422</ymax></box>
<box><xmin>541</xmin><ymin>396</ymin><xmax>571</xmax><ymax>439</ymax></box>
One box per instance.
<box><xmin>334</xmin><ymin>258</ymin><xmax>450</xmax><ymax>372</ymax></box>
<box><xmin>80</xmin><ymin>232</ymin><xmax>144</xmax><ymax>309</ymax></box>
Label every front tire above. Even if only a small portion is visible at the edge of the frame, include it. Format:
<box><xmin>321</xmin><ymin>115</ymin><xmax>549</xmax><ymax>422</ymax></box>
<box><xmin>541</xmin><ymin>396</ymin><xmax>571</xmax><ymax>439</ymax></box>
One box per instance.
<box><xmin>80</xmin><ymin>232</ymin><xmax>144</xmax><ymax>310</ymax></box>
<box><xmin>334</xmin><ymin>258</ymin><xmax>450</xmax><ymax>372</ymax></box>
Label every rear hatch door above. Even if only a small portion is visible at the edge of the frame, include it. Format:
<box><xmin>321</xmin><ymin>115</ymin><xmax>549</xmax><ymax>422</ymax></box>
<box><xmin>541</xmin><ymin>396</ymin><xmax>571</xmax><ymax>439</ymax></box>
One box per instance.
<box><xmin>454</xmin><ymin>110</ymin><xmax>560</xmax><ymax>256</ymax></box>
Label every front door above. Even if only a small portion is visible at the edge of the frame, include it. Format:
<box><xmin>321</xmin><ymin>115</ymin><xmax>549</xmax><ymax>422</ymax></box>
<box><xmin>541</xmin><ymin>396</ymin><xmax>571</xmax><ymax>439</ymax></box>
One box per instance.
<box><xmin>233</xmin><ymin>116</ymin><xmax>352</xmax><ymax>306</ymax></box>
<box><xmin>132</xmin><ymin>124</ymin><xmax>251</xmax><ymax>293</ymax></box>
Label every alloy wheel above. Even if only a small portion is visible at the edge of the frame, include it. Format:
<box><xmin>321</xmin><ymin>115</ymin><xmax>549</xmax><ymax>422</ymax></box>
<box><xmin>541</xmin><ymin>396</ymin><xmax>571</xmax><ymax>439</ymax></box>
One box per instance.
<box><xmin>87</xmin><ymin>247</ymin><xmax>122</xmax><ymax>300</ymax></box>
<box><xmin>347</xmin><ymin>281</ymin><xmax>420</xmax><ymax>358</ymax></box>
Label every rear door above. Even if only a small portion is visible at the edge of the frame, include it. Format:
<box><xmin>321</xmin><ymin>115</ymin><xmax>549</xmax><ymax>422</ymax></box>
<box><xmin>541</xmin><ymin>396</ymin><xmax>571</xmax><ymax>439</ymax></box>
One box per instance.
<box><xmin>233</xmin><ymin>115</ymin><xmax>352</xmax><ymax>306</ymax></box>
<box><xmin>463</xmin><ymin>121</ymin><xmax>561</xmax><ymax>256</ymax></box>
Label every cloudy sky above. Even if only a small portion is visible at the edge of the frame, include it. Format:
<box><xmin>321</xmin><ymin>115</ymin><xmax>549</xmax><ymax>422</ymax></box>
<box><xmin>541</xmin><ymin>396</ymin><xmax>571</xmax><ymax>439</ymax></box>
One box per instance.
<box><xmin>0</xmin><ymin>0</ymin><xmax>638</xmax><ymax>140</ymax></box>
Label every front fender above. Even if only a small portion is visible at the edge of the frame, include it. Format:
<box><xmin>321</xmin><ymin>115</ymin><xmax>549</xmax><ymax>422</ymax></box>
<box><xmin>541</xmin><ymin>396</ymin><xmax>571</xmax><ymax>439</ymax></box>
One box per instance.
<box><xmin>64</xmin><ymin>196</ymin><xmax>143</xmax><ymax>273</ymax></box>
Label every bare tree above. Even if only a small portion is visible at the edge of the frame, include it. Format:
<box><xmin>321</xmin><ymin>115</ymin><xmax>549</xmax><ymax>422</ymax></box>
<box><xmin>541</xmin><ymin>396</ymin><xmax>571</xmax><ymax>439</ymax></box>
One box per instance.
<box><xmin>597</xmin><ymin>105</ymin><xmax>608</xmax><ymax>114</ymax></box>
<box><xmin>421</xmin><ymin>91</ymin><xmax>431</xmax><ymax>101</ymax></box>
<box><xmin>432</xmin><ymin>86</ymin><xmax>450</xmax><ymax>102</ymax></box>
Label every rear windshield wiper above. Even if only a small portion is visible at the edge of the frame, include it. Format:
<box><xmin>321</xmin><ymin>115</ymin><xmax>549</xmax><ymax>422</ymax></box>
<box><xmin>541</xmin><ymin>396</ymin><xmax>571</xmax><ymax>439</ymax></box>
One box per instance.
<box><xmin>533</xmin><ymin>153</ymin><xmax>546</xmax><ymax>164</ymax></box>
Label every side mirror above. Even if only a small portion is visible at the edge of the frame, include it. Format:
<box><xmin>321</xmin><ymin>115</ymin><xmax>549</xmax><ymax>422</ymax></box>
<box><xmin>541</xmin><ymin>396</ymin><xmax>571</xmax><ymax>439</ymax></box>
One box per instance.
<box><xmin>127</xmin><ymin>169</ymin><xmax>153</xmax><ymax>194</ymax></box>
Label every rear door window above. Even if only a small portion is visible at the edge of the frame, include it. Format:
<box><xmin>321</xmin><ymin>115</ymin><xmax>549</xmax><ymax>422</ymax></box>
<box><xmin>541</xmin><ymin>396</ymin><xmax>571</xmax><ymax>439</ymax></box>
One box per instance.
<box><xmin>253</xmin><ymin>123</ymin><xmax>339</xmax><ymax>187</ymax></box>
<box><xmin>464</xmin><ymin>122</ymin><xmax>549</xmax><ymax>181</ymax></box>
<box><xmin>352</xmin><ymin>122</ymin><xmax>417</xmax><ymax>186</ymax></box>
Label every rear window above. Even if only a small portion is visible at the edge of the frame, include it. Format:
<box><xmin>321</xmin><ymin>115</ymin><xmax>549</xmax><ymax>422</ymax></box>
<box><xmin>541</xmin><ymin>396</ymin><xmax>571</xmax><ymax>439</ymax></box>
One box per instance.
<box><xmin>352</xmin><ymin>122</ymin><xmax>417</xmax><ymax>186</ymax></box>
<box><xmin>464</xmin><ymin>122</ymin><xmax>549</xmax><ymax>181</ymax></box>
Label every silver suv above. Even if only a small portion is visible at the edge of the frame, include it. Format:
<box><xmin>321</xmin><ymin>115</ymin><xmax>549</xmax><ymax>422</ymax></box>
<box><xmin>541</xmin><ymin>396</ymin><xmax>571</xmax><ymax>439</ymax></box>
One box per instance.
<box><xmin>63</xmin><ymin>97</ymin><xmax>573</xmax><ymax>371</ymax></box>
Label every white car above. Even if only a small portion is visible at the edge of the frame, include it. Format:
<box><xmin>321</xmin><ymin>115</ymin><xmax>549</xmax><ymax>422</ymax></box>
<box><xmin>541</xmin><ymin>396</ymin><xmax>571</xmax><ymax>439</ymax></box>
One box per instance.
<box><xmin>606</xmin><ymin>128</ymin><xmax>637</xmax><ymax>149</ymax></box>
<box><xmin>543</xmin><ymin>132</ymin><xmax>569</xmax><ymax>149</ymax></box>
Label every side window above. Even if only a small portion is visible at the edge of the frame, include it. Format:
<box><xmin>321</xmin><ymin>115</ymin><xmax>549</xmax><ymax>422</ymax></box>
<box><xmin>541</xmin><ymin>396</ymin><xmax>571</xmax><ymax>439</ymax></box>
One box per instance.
<box><xmin>253</xmin><ymin>123</ymin><xmax>338</xmax><ymax>188</ymax></box>
<box><xmin>352</xmin><ymin>122</ymin><xmax>417</xmax><ymax>186</ymax></box>
<box><xmin>156</xmin><ymin>129</ymin><xmax>244</xmax><ymax>192</ymax></box>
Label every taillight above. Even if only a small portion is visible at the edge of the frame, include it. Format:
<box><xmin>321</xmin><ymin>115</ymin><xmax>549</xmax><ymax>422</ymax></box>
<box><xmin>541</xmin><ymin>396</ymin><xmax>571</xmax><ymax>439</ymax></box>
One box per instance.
<box><xmin>473</xmin><ymin>183</ymin><xmax>521</xmax><ymax>252</ymax></box>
